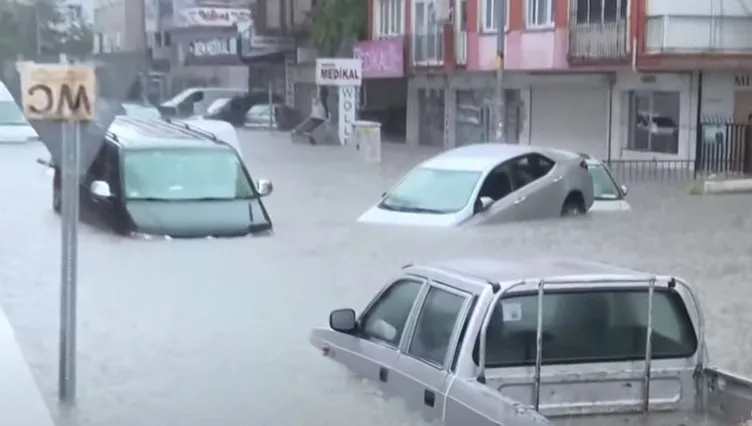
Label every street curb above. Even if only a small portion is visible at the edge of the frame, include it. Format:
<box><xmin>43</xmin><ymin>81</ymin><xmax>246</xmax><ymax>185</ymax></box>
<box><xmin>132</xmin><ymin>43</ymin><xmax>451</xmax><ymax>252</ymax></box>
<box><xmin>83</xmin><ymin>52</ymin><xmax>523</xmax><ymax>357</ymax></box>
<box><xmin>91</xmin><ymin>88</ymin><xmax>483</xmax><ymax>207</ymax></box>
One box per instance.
<box><xmin>689</xmin><ymin>178</ymin><xmax>752</xmax><ymax>195</ymax></box>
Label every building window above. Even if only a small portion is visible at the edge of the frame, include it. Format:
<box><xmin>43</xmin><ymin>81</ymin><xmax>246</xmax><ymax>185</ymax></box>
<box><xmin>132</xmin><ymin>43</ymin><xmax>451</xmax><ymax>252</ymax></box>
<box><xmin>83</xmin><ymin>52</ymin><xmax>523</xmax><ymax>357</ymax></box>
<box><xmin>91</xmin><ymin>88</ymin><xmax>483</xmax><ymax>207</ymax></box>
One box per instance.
<box><xmin>481</xmin><ymin>0</ymin><xmax>509</xmax><ymax>32</ymax></box>
<box><xmin>67</xmin><ymin>4</ymin><xmax>83</xmax><ymax>22</ymax></box>
<box><xmin>627</xmin><ymin>91</ymin><xmax>680</xmax><ymax>155</ymax></box>
<box><xmin>526</xmin><ymin>0</ymin><xmax>553</xmax><ymax>28</ymax></box>
<box><xmin>413</xmin><ymin>0</ymin><xmax>443</xmax><ymax>64</ymax></box>
<box><xmin>574</xmin><ymin>0</ymin><xmax>628</xmax><ymax>24</ymax></box>
<box><xmin>375</xmin><ymin>0</ymin><xmax>404</xmax><ymax>38</ymax></box>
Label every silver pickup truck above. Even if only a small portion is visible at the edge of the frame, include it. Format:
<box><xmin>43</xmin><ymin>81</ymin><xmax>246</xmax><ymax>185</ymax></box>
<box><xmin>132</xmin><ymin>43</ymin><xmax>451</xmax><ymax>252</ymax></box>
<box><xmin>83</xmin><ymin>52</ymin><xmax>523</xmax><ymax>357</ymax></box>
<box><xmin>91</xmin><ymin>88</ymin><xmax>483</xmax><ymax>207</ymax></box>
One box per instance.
<box><xmin>310</xmin><ymin>257</ymin><xmax>752</xmax><ymax>426</ymax></box>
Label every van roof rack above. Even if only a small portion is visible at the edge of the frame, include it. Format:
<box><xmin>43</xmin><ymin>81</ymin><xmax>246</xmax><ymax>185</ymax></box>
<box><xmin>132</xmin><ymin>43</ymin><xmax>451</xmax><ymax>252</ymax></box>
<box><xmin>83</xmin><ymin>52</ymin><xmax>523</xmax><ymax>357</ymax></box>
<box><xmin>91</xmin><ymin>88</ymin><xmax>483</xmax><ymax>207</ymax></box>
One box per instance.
<box><xmin>161</xmin><ymin>117</ymin><xmax>218</xmax><ymax>142</ymax></box>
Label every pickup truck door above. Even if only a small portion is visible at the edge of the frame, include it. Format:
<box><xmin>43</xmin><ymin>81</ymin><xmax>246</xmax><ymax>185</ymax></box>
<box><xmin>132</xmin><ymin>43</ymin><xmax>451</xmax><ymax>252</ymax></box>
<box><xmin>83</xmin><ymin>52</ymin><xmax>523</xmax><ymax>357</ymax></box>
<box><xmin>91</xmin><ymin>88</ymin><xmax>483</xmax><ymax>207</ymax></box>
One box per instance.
<box><xmin>311</xmin><ymin>278</ymin><xmax>427</xmax><ymax>388</ymax></box>
<box><xmin>389</xmin><ymin>284</ymin><xmax>473</xmax><ymax>423</ymax></box>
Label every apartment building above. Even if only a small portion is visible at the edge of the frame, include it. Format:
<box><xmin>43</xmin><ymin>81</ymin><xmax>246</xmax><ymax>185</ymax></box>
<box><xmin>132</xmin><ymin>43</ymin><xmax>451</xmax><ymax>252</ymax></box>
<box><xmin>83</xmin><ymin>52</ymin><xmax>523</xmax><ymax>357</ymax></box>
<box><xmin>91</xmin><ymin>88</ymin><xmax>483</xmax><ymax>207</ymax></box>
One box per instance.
<box><xmin>360</xmin><ymin>0</ymin><xmax>752</xmax><ymax>163</ymax></box>
<box><xmin>61</xmin><ymin>0</ymin><xmax>93</xmax><ymax>26</ymax></box>
<box><xmin>92</xmin><ymin>0</ymin><xmax>145</xmax><ymax>52</ymax></box>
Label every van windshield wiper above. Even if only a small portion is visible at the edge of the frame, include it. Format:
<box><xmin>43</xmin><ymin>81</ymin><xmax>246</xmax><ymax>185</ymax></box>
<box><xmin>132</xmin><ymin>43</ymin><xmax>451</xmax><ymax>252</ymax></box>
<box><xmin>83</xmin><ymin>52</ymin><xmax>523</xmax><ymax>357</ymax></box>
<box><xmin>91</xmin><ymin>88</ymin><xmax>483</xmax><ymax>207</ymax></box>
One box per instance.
<box><xmin>128</xmin><ymin>195</ymin><xmax>258</xmax><ymax>202</ymax></box>
<box><xmin>127</xmin><ymin>196</ymin><xmax>176</xmax><ymax>201</ymax></box>
<box><xmin>191</xmin><ymin>195</ymin><xmax>259</xmax><ymax>201</ymax></box>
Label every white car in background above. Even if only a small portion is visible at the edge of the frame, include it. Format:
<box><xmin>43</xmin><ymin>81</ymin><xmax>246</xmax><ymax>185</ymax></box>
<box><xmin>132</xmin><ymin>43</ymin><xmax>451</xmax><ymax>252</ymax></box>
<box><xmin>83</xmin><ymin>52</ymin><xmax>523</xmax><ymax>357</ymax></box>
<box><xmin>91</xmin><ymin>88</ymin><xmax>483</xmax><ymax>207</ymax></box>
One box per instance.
<box><xmin>0</xmin><ymin>83</ymin><xmax>37</xmax><ymax>143</ymax></box>
<box><xmin>580</xmin><ymin>154</ymin><xmax>631</xmax><ymax>212</ymax></box>
<box><xmin>636</xmin><ymin>111</ymin><xmax>678</xmax><ymax>136</ymax></box>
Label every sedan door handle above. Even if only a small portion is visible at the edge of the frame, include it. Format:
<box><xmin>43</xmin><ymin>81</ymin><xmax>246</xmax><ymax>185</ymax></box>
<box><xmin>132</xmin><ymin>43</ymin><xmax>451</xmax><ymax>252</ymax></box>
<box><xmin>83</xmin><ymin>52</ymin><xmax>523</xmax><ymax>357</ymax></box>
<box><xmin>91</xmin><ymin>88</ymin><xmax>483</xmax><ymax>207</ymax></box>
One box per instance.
<box><xmin>514</xmin><ymin>196</ymin><xmax>526</xmax><ymax>205</ymax></box>
<box><xmin>378</xmin><ymin>366</ymin><xmax>388</xmax><ymax>382</ymax></box>
<box><xmin>552</xmin><ymin>176</ymin><xmax>563</xmax><ymax>182</ymax></box>
<box><xmin>424</xmin><ymin>389</ymin><xmax>435</xmax><ymax>407</ymax></box>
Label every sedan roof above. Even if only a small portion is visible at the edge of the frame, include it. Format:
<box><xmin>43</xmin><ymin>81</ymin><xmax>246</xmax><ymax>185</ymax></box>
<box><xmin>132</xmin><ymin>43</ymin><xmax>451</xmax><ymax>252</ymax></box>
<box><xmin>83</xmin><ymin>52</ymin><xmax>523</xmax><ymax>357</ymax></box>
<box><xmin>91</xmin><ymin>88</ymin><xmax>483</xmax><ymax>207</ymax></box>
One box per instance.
<box><xmin>421</xmin><ymin>143</ymin><xmax>535</xmax><ymax>171</ymax></box>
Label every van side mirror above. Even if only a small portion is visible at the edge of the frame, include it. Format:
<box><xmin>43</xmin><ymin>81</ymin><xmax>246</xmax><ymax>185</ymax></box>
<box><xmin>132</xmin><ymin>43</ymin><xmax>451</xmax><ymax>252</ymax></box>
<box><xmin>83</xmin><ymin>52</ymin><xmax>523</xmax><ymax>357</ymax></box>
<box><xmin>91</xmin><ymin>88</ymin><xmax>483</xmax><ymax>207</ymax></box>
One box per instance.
<box><xmin>329</xmin><ymin>309</ymin><xmax>357</xmax><ymax>333</ymax></box>
<box><xmin>256</xmin><ymin>179</ymin><xmax>273</xmax><ymax>196</ymax></box>
<box><xmin>90</xmin><ymin>180</ymin><xmax>112</xmax><ymax>198</ymax></box>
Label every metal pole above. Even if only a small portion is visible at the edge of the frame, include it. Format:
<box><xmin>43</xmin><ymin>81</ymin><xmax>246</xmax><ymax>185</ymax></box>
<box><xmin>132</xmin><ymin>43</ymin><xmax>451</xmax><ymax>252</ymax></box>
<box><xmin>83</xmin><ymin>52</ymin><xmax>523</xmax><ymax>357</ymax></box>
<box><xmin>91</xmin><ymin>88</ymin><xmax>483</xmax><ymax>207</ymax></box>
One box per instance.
<box><xmin>533</xmin><ymin>279</ymin><xmax>544</xmax><ymax>411</ymax></box>
<box><xmin>495</xmin><ymin>0</ymin><xmax>507</xmax><ymax>142</ymax></box>
<box><xmin>35</xmin><ymin>3</ymin><xmax>42</xmax><ymax>57</ymax></box>
<box><xmin>642</xmin><ymin>277</ymin><xmax>656</xmax><ymax>412</ymax></box>
<box><xmin>268</xmin><ymin>80</ymin><xmax>273</xmax><ymax>128</ymax></box>
<box><xmin>58</xmin><ymin>121</ymin><xmax>80</xmax><ymax>404</ymax></box>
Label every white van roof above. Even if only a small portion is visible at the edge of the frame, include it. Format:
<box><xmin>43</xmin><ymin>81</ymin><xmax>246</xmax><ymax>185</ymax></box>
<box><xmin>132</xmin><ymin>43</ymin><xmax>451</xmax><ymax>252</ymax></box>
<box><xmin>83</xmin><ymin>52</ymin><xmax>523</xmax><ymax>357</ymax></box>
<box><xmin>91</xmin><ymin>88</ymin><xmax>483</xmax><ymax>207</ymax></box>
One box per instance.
<box><xmin>0</xmin><ymin>82</ymin><xmax>15</xmax><ymax>101</ymax></box>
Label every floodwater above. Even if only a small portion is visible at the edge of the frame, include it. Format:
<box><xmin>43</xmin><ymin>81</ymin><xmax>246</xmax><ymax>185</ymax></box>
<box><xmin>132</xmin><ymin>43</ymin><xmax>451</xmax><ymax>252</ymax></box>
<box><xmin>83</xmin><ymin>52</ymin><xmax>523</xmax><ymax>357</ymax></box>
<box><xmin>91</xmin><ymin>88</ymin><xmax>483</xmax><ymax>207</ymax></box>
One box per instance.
<box><xmin>1</xmin><ymin>132</ymin><xmax>752</xmax><ymax>426</ymax></box>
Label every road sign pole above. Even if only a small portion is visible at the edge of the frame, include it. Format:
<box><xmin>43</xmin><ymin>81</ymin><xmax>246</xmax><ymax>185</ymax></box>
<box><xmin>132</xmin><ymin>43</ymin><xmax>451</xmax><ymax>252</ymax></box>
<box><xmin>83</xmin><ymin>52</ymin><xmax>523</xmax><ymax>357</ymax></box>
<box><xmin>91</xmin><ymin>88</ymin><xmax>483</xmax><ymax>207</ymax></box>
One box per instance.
<box><xmin>58</xmin><ymin>120</ymin><xmax>80</xmax><ymax>404</ymax></box>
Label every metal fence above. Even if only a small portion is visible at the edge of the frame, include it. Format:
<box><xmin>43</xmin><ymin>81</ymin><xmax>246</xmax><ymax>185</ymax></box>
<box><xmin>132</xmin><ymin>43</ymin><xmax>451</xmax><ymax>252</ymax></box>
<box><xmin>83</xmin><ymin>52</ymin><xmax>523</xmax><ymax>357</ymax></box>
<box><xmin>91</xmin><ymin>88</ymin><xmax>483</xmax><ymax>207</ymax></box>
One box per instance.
<box><xmin>605</xmin><ymin>119</ymin><xmax>752</xmax><ymax>183</ymax></box>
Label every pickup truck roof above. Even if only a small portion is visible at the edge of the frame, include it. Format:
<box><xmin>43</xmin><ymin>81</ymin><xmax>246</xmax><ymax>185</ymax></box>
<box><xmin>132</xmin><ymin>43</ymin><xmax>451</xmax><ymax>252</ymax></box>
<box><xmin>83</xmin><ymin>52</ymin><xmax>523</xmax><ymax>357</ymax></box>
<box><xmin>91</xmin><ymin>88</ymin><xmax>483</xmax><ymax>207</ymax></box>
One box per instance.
<box><xmin>414</xmin><ymin>257</ymin><xmax>653</xmax><ymax>293</ymax></box>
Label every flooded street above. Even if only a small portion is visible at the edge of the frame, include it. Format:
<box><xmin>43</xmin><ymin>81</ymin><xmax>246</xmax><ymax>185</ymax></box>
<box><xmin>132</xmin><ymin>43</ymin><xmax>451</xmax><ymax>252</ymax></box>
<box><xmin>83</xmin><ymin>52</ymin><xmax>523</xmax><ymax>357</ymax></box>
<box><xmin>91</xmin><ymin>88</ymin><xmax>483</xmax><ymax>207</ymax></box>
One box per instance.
<box><xmin>1</xmin><ymin>131</ymin><xmax>752</xmax><ymax>426</ymax></box>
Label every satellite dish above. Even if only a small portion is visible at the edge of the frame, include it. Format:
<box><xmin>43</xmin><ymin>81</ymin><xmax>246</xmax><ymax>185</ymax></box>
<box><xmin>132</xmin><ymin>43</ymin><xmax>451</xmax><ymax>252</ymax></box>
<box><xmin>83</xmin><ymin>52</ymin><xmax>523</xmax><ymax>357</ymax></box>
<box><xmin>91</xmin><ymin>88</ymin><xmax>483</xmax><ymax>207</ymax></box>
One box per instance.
<box><xmin>435</xmin><ymin>0</ymin><xmax>453</xmax><ymax>24</ymax></box>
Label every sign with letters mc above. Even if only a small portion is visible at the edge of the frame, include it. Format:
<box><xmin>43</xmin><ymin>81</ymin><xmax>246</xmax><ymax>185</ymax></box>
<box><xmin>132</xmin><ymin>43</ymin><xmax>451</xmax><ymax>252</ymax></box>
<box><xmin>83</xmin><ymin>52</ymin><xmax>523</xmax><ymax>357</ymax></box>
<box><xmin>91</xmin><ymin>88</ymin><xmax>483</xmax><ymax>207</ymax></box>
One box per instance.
<box><xmin>315</xmin><ymin>58</ymin><xmax>362</xmax><ymax>87</ymax></box>
<box><xmin>19</xmin><ymin>64</ymin><xmax>96</xmax><ymax>121</ymax></box>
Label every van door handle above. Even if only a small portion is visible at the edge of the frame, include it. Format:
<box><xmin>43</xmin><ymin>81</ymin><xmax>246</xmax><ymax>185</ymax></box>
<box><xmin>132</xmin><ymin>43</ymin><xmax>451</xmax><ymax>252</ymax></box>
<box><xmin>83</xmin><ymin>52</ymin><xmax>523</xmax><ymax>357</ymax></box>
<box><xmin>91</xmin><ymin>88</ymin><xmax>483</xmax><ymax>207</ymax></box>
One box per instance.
<box><xmin>553</xmin><ymin>176</ymin><xmax>563</xmax><ymax>182</ymax></box>
<box><xmin>378</xmin><ymin>366</ymin><xmax>388</xmax><ymax>382</ymax></box>
<box><xmin>424</xmin><ymin>389</ymin><xmax>435</xmax><ymax>407</ymax></box>
<box><xmin>514</xmin><ymin>196</ymin><xmax>526</xmax><ymax>205</ymax></box>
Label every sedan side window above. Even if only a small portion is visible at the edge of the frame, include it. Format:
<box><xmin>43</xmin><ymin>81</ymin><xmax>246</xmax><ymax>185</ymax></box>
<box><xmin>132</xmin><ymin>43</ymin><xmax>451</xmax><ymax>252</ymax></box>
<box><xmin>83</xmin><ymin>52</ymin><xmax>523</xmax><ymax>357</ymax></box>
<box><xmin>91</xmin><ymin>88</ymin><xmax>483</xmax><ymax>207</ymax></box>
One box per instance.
<box><xmin>407</xmin><ymin>286</ymin><xmax>467</xmax><ymax>367</ymax></box>
<box><xmin>361</xmin><ymin>279</ymin><xmax>423</xmax><ymax>346</ymax></box>
<box><xmin>509</xmin><ymin>154</ymin><xmax>555</xmax><ymax>188</ymax></box>
<box><xmin>477</xmin><ymin>165</ymin><xmax>513</xmax><ymax>202</ymax></box>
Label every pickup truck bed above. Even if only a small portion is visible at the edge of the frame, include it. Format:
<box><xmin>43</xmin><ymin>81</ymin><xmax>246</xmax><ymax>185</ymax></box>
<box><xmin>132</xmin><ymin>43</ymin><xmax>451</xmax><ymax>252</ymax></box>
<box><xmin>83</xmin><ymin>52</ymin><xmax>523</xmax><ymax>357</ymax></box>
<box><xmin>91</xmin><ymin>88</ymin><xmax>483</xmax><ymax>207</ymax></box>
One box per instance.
<box><xmin>552</xmin><ymin>412</ymin><xmax>734</xmax><ymax>426</ymax></box>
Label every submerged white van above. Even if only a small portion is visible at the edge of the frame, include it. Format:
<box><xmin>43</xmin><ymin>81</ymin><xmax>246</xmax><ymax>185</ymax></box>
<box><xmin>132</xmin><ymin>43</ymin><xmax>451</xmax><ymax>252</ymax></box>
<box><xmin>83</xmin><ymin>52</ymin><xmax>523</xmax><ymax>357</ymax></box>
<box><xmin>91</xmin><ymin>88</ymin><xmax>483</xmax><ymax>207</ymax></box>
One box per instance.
<box><xmin>0</xmin><ymin>83</ymin><xmax>37</xmax><ymax>143</ymax></box>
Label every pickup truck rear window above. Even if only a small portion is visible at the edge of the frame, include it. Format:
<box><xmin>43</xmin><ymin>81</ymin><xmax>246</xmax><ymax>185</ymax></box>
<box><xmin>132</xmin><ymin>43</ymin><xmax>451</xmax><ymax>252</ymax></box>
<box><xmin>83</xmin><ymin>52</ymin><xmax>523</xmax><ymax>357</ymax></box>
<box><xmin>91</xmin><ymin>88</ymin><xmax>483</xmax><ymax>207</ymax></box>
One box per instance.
<box><xmin>473</xmin><ymin>288</ymin><xmax>698</xmax><ymax>367</ymax></box>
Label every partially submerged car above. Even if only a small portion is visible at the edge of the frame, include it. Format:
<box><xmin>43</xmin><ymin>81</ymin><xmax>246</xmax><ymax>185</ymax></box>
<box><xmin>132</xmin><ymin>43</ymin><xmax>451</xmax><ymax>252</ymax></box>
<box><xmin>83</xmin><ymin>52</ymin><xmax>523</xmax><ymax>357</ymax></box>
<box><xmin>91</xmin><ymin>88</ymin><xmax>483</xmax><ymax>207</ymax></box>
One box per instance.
<box><xmin>158</xmin><ymin>87</ymin><xmax>248</xmax><ymax>119</ymax></box>
<box><xmin>357</xmin><ymin>144</ymin><xmax>594</xmax><ymax>227</ymax></box>
<box><xmin>311</xmin><ymin>257</ymin><xmax>752</xmax><ymax>426</ymax></box>
<box><xmin>47</xmin><ymin>116</ymin><xmax>273</xmax><ymax>238</ymax></box>
<box><xmin>580</xmin><ymin>154</ymin><xmax>631</xmax><ymax>212</ymax></box>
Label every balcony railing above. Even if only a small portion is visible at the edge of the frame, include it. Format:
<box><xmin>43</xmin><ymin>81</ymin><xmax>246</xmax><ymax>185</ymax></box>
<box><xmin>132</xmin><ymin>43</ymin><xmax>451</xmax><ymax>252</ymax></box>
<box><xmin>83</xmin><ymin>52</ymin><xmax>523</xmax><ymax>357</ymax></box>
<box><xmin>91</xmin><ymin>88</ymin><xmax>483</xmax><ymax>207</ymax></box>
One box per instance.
<box><xmin>645</xmin><ymin>15</ymin><xmax>752</xmax><ymax>53</ymax></box>
<box><xmin>412</xmin><ymin>28</ymin><xmax>444</xmax><ymax>65</ymax></box>
<box><xmin>455</xmin><ymin>30</ymin><xmax>467</xmax><ymax>64</ymax></box>
<box><xmin>568</xmin><ymin>20</ymin><xmax>629</xmax><ymax>61</ymax></box>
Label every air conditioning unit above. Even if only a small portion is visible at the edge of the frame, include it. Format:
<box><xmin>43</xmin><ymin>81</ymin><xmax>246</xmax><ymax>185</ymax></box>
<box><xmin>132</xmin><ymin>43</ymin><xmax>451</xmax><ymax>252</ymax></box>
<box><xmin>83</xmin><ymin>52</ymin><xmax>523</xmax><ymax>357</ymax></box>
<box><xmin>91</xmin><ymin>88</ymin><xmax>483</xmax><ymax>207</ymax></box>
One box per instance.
<box><xmin>435</xmin><ymin>0</ymin><xmax>453</xmax><ymax>24</ymax></box>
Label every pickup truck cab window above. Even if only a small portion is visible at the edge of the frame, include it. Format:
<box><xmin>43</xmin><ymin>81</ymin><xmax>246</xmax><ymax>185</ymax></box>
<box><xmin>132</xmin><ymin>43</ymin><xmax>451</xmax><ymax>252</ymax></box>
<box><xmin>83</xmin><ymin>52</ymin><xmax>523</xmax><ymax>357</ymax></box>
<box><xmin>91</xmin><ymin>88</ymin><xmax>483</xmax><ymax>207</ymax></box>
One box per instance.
<box><xmin>361</xmin><ymin>279</ymin><xmax>422</xmax><ymax>346</ymax></box>
<box><xmin>407</xmin><ymin>286</ymin><xmax>467</xmax><ymax>367</ymax></box>
<box><xmin>475</xmin><ymin>288</ymin><xmax>698</xmax><ymax>367</ymax></box>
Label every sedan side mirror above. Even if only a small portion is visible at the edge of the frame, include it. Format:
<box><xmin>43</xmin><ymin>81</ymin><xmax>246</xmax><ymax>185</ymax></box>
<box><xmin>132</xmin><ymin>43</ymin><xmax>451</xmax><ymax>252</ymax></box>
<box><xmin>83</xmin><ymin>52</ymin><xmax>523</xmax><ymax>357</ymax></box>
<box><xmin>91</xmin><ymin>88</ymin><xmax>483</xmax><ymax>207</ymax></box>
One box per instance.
<box><xmin>479</xmin><ymin>196</ymin><xmax>494</xmax><ymax>210</ymax></box>
<box><xmin>620</xmin><ymin>185</ymin><xmax>628</xmax><ymax>196</ymax></box>
<box><xmin>90</xmin><ymin>180</ymin><xmax>112</xmax><ymax>198</ymax></box>
<box><xmin>256</xmin><ymin>179</ymin><xmax>273</xmax><ymax>196</ymax></box>
<box><xmin>329</xmin><ymin>309</ymin><xmax>357</xmax><ymax>333</ymax></box>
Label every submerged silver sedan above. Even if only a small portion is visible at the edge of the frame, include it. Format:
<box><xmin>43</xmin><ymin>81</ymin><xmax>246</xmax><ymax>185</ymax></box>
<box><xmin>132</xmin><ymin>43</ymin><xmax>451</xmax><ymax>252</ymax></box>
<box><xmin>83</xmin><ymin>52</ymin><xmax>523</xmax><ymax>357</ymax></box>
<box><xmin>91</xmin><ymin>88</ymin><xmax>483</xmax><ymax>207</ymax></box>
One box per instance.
<box><xmin>357</xmin><ymin>144</ymin><xmax>594</xmax><ymax>227</ymax></box>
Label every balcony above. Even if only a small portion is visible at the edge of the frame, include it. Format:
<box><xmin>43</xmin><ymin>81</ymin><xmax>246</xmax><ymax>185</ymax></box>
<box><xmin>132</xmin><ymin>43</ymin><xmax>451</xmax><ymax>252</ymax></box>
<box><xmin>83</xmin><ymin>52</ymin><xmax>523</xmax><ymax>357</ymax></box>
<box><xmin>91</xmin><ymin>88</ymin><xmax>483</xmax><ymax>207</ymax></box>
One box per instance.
<box><xmin>412</xmin><ymin>28</ymin><xmax>444</xmax><ymax>66</ymax></box>
<box><xmin>568</xmin><ymin>20</ymin><xmax>629</xmax><ymax>61</ymax></box>
<box><xmin>646</xmin><ymin>15</ymin><xmax>752</xmax><ymax>53</ymax></box>
<box><xmin>455</xmin><ymin>31</ymin><xmax>467</xmax><ymax>64</ymax></box>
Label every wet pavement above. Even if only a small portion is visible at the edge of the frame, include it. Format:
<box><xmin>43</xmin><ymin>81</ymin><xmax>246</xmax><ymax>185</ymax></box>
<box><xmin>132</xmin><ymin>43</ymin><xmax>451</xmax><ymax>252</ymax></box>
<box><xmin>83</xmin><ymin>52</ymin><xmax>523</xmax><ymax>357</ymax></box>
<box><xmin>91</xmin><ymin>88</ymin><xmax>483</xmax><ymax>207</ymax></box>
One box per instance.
<box><xmin>1</xmin><ymin>132</ymin><xmax>752</xmax><ymax>426</ymax></box>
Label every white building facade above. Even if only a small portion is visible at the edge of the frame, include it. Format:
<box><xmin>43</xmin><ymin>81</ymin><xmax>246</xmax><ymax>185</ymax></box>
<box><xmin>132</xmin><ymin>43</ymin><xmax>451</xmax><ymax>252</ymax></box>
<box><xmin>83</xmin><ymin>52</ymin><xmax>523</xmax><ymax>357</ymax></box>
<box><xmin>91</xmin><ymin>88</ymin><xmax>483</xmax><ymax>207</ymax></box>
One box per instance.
<box><xmin>366</xmin><ymin>0</ymin><xmax>752</xmax><ymax>167</ymax></box>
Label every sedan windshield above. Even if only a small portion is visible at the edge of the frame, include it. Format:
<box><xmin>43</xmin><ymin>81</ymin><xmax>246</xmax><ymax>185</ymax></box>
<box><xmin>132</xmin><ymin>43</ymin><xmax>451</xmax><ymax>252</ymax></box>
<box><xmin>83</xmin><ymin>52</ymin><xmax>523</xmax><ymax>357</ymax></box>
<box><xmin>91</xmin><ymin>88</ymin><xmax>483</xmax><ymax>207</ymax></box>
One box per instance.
<box><xmin>588</xmin><ymin>164</ymin><xmax>622</xmax><ymax>200</ymax></box>
<box><xmin>0</xmin><ymin>101</ymin><xmax>28</xmax><ymax>125</ymax></box>
<box><xmin>123</xmin><ymin>148</ymin><xmax>255</xmax><ymax>201</ymax></box>
<box><xmin>380</xmin><ymin>168</ymin><xmax>482</xmax><ymax>214</ymax></box>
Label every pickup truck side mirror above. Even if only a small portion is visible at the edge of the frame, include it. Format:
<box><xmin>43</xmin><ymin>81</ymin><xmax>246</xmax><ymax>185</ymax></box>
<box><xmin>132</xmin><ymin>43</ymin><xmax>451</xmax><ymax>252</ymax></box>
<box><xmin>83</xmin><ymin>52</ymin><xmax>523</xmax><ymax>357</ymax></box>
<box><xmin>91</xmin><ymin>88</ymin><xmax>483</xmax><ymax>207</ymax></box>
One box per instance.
<box><xmin>329</xmin><ymin>309</ymin><xmax>357</xmax><ymax>333</ymax></box>
<box><xmin>620</xmin><ymin>185</ymin><xmax>628</xmax><ymax>196</ymax></box>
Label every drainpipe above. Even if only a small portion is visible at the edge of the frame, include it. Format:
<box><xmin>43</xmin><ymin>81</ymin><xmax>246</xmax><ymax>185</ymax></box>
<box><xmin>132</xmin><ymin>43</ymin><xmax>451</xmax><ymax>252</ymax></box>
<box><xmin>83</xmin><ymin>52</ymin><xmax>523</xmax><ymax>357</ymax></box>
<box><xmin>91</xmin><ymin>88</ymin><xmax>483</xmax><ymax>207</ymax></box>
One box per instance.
<box><xmin>606</xmin><ymin>74</ymin><xmax>615</xmax><ymax>163</ymax></box>
<box><xmin>694</xmin><ymin>71</ymin><xmax>703</xmax><ymax>177</ymax></box>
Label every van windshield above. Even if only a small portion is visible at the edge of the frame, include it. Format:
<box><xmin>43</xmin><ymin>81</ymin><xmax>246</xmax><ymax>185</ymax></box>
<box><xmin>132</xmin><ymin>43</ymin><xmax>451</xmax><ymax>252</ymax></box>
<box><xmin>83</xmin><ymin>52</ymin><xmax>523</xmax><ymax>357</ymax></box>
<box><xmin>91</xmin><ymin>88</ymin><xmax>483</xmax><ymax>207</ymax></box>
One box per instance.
<box><xmin>123</xmin><ymin>148</ymin><xmax>255</xmax><ymax>201</ymax></box>
<box><xmin>475</xmin><ymin>289</ymin><xmax>698</xmax><ymax>367</ymax></box>
<box><xmin>0</xmin><ymin>101</ymin><xmax>28</xmax><ymax>125</ymax></box>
